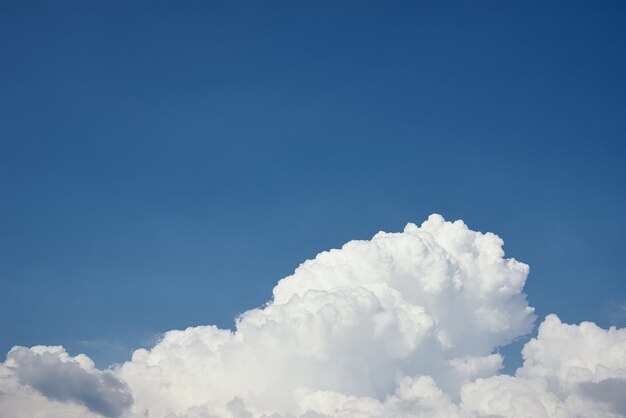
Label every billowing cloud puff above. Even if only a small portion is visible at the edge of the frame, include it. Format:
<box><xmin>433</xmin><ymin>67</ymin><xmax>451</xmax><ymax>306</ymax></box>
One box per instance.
<box><xmin>461</xmin><ymin>314</ymin><xmax>626</xmax><ymax>418</ymax></box>
<box><xmin>0</xmin><ymin>345</ymin><xmax>132</xmax><ymax>417</ymax></box>
<box><xmin>1</xmin><ymin>214</ymin><xmax>625</xmax><ymax>418</ymax></box>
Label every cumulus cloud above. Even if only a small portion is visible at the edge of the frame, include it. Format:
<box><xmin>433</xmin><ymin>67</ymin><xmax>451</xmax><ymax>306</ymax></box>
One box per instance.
<box><xmin>1</xmin><ymin>345</ymin><xmax>132</xmax><ymax>417</ymax></box>
<box><xmin>1</xmin><ymin>214</ymin><xmax>625</xmax><ymax>418</ymax></box>
<box><xmin>461</xmin><ymin>314</ymin><xmax>626</xmax><ymax>418</ymax></box>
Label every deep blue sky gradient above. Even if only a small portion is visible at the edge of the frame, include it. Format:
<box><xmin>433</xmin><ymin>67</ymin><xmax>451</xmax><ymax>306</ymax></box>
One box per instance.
<box><xmin>1</xmin><ymin>0</ymin><xmax>625</xmax><ymax>369</ymax></box>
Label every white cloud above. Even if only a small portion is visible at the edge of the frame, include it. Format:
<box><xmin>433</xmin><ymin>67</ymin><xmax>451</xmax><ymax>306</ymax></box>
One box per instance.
<box><xmin>0</xmin><ymin>345</ymin><xmax>131</xmax><ymax>418</ymax></box>
<box><xmin>461</xmin><ymin>314</ymin><xmax>626</xmax><ymax>418</ymax></box>
<box><xmin>1</xmin><ymin>214</ymin><xmax>625</xmax><ymax>417</ymax></box>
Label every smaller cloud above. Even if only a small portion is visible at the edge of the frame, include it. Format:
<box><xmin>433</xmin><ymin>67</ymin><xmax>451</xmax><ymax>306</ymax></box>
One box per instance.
<box><xmin>461</xmin><ymin>314</ymin><xmax>626</xmax><ymax>418</ymax></box>
<box><xmin>5</xmin><ymin>345</ymin><xmax>132</xmax><ymax>417</ymax></box>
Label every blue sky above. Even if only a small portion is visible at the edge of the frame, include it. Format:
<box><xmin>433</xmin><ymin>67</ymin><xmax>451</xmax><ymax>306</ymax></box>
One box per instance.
<box><xmin>1</xmin><ymin>0</ymin><xmax>625</xmax><ymax>371</ymax></box>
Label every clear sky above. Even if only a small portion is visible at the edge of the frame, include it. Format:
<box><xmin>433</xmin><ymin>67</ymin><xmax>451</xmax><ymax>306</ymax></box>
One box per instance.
<box><xmin>1</xmin><ymin>0</ymin><xmax>625</xmax><ymax>370</ymax></box>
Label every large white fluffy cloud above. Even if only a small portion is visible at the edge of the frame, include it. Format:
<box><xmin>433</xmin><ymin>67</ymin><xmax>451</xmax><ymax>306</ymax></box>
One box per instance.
<box><xmin>1</xmin><ymin>214</ymin><xmax>625</xmax><ymax>418</ymax></box>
